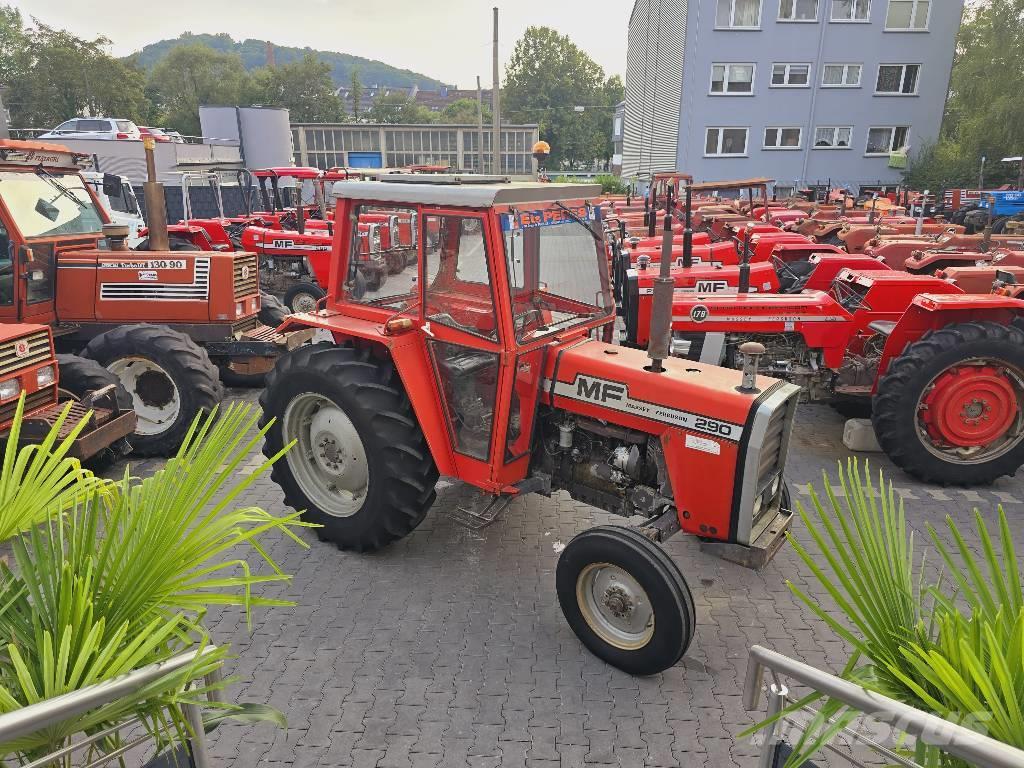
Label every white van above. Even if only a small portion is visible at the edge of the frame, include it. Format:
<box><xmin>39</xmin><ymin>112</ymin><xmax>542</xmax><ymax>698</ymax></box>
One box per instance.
<box><xmin>82</xmin><ymin>171</ymin><xmax>145</xmax><ymax>247</ymax></box>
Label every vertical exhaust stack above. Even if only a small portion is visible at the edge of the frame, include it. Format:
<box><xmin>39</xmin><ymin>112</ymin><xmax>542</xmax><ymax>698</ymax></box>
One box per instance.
<box><xmin>646</xmin><ymin>185</ymin><xmax>675</xmax><ymax>374</ymax></box>
<box><xmin>648</xmin><ymin>186</ymin><xmax>658</xmax><ymax>238</ymax></box>
<box><xmin>643</xmin><ymin>192</ymin><xmax>650</xmax><ymax>232</ymax></box>
<box><xmin>141</xmin><ymin>137</ymin><xmax>170</xmax><ymax>251</ymax></box>
<box><xmin>738</xmin><ymin>224</ymin><xmax>753</xmax><ymax>294</ymax></box>
<box><xmin>981</xmin><ymin>194</ymin><xmax>996</xmax><ymax>253</ymax></box>
<box><xmin>868</xmin><ymin>193</ymin><xmax>879</xmax><ymax>224</ymax></box>
<box><xmin>915</xmin><ymin>190</ymin><xmax>928</xmax><ymax>236</ymax></box>
<box><xmin>681</xmin><ymin>185</ymin><xmax>694</xmax><ymax>269</ymax></box>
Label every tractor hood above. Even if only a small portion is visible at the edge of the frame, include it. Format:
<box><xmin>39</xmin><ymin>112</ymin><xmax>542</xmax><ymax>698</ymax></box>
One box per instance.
<box><xmin>542</xmin><ymin>338</ymin><xmax>788</xmax><ymax>444</ymax></box>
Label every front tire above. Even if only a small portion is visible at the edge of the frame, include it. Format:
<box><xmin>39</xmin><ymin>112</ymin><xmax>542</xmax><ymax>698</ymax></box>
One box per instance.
<box><xmin>55</xmin><ymin>354</ymin><xmax>134</xmax><ymax>470</ymax></box>
<box><xmin>82</xmin><ymin>324</ymin><xmax>224</xmax><ymax>456</ymax></box>
<box><xmin>283</xmin><ymin>282</ymin><xmax>326</xmax><ymax>314</ymax></box>
<box><xmin>873</xmin><ymin>321</ymin><xmax>1024</xmax><ymax>485</ymax></box>
<box><xmin>259</xmin><ymin>343</ymin><xmax>438</xmax><ymax>551</ymax></box>
<box><xmin>556</xmin><ymin>526</ymin><xmax>695</xmax><ymax>675</ymax></box>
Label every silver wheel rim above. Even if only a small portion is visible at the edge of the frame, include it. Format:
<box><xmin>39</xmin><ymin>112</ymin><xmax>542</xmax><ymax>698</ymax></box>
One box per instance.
<box><xmin>576</xmin><ymin>562</ymin><xmax>655</xmax><ymax>651</ymax></box>
<box><xmin>291</xmin><ymin>292</ymin><xmax>319</xmax><ymax>314</ymax></box>
<box><xmin>107</xmin><ymin>357</ymin><xmax>179</xmax><ymax>436</ymax></box>
<box><xmin>283</xmin><ymin>393</ymin><xmax>369</xmax><ymax>517</ymax></box>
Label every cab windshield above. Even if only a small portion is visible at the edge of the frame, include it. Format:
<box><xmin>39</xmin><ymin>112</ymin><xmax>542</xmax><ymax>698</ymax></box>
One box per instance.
<box><xmin>0</xmin><ymin>171</ymin><xmax>104</xmax><ymax>239</ymax></box>
<box><xmin>503</xmin><ymin>204</ymin><xmax>613</xmax><ymax>342</ymax></box>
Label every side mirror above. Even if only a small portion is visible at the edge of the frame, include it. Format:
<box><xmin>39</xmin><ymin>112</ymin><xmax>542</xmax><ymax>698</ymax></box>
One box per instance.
<box><xmin>34</xmin><ymin>198</ymin><xmax>60</xmax><ymax>222</ymax></box>
<box><xmin>102</xmin><ymin>173</ymin><xmax>123</xmax><ymax>197</ymax></box>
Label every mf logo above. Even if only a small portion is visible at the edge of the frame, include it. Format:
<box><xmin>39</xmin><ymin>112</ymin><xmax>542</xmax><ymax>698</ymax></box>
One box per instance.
<box><xmin>271</xmin><ymin>239</ymin><xmax>295</xmax><ymax>249</ymax></box>
<box><xmin>690</xmin><ymin>305</ymin><xmax>710</xmax><ymax>323</ymax></box>
<box><xmin>576</xmin><ymin>375</ymin><xmax>626</xmax><ymax>403</ymax></box>
<box><xmin>695</xmin><ymin>280</ymin><xmax>728</xmax><ymax>293</ymax></box>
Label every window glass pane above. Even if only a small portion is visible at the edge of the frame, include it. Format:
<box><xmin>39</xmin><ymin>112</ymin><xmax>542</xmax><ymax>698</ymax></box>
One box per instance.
<box><xmin>78</xmin><ymin>120</ymin><xmax>108</xmax><ymax>131</ymax></box>
<box><xmin>711</xmin><ymin>65</ymin><xmax>725</xmax><ymax>92</ymax></box>
<box><xmin>837</xmin><ymin>128</ymin><xmax>851</xmax><ymax>146</ymax></box>
<box><xmin>848</xmin><ymin>65</ymin><xmax>862</xmax><ymax>84</ymax></box>
<box><xmin>893</xmin><ymin>126</ymin><xmax>909</xmax><ymax>149</ymax></box>
<box><xmin>0</xmin><ymin>223</ymin><xmax>11</xmax><ymax>306</ymax></box>
<box><xmin>913</xmin><ymin>0</ymin><xmax>928</xmax><ymax>26</ymax></box>
<box><xmin>823</xmin><ymin>65</ymin><xmax>843</xmax><ymax>85</ymax></box>
<box><xmin>772</xmin><ymin>65</ymin><xmax>786</xmax><ymax>85</ymax></box>
<box><xmin>736</xmin><ymin>0</ymin><xmax>760</xmax><ymax>25</ymax></box>
<box><xmin>781</xmin><ymin>128</ymin><xmax>801</xmax><ymax>146</ymax></box>
<box><xmin>722</xmin><ymin>129</ymin><xmax>747</xmax><ymax>154</ymax></box>
<box><xmin>430</xmin><ymin>340</ymin><xmax>499</xmax><ymax>461</ymax></box>
<box><xmin>764</xmin><ymin>128</ymin><xmax>779</xmax><ymax>146</ymax></box>
<box><xmin>345</xmin><ymin>204</ymin><xmax>420</xmax><ymax>308</ymax></box>
<box><xmin>717</xmin><ymin>0</ymin><xmax>732</xmax><ymax>26</ymax></box>
<box><xmin>706</xmin><ymin>129</ymin><xmax>720</xmax><ymax>154</ymax></box>
<box><xmin>795</xmin><ymin>0</ymin><xmax>817</xmax><ymax>18</ymax></box>
<box><xmin>729</xmin><ymin>64</ymin><xmax>753</xmax><ymax>91</ymax></box>
<box><xmin>887</xmin><ymin>0</ymin><xmax>912</xmax><ymax>27</ymax></box>
<box><xmin>423</xmin><ymin>215</ymin><xmax>496</xmax><ymax>341</ymax></box>
<box><xmin>780</xmin><ymin>0</ymin><xmax>794</xmax><ymax>16</ymax></box>
<box><xmin>867</xmin><ymin>128</ymin><xmax>892</xmax><ymax>153</ymax></box>
<box><xmin>789</xmin><ymin>65</ymin><xmax>809</xmax><ymax>84</ymax></box>
<box><xmin>814</xmin><ymin>128</ymin><xmax>831</xmax><ymax>146</ymax></box>
<box><xmin>903</xmin><ymin>65</ymin><xmax>919</xmax><ymax>92</ymax></box>
<box><xmin>877</xmin><ymin>65</ymin><xmax>901</xmax><ymax>91</ymax></box>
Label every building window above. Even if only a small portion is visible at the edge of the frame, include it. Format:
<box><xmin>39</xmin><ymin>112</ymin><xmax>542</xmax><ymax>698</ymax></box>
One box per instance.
<box><xmin>779</xmin><ymin>0</ymin><xmax>818</xmax><ymax>21</ymax></box>
<box><xmin>763</xmin><ymin>127</ymin><xmax>803</xmax><ymax>149</ymax></box>
<box><xmin>831</xmin><ymin>0</ymin><xmax>870</xmax><ymax>20</ymax></box>
<box><xmin>705</xmin><ymin>127</ymin><xmax>749</xmax><ymax>156</ymax></box>
<box><xmin>885</xmin><ymin>0</ymin><xmax>929</xmax><ymax>29</ymax></box>
<box><xmin>710</xmin><ymin>63</ymin><xmax>756</xmax><ymax>94</ymax></box>
<box><xmin>822</xmin><ymin>63</ymin><xmax>862</xmax><ymax>87</ymax></box>
<box><xmin>771</xmin><ymin>63</ymin><xmax>811</xmax><ymax>87</ymax></box>
<box><xmin>875</xmin><ymin>64</ymin><xmax>920</xmax><ymax>94</ymax></box>
<box><xmin>866</xmin><ymin>126</ymin><xmax>910</xmax><ymax>154</ymax></box>
<box><xmin>716</xmin><ymin>0</ymin><xmax>763</xmax><ymax>28</ymax></box>
<box><xmin>813</xmin><ymin>126</ymin><xmax>853</xmax><ymax>148</ymax></box>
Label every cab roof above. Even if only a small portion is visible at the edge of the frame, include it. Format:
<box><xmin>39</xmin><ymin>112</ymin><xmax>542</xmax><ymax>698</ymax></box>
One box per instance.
<box><xmin>331</xmin><ymin>179</ymin><xmax>603</xmax><ymax>208</ymax></box>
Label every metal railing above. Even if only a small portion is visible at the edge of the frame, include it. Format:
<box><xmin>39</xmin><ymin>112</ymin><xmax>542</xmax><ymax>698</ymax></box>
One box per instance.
<box><xmin>744</xmin><ymin>645</ymin><xmax>1024</xmax><ymax>768</ymax></box>
<box><xmin>0</xmin><ymin>646</ymin><xmax>223</xmax><ymax>768</ymax></box>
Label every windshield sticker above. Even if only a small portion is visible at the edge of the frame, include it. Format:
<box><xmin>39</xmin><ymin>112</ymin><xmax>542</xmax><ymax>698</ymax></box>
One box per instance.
<box><xmin>501</xmin><ymin>205</ymin><xmax>596</xmax><ymax>231</ymax></box>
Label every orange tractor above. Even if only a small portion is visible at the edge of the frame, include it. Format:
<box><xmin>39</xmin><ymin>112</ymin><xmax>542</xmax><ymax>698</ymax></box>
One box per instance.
<box><xmin>259</xmin><ymin>176</ymin><xmax>801</xmax><ymax>675</ymax></box>
<box><xmin>0</xmin><ymin>139</ymin><xmax>302</xmax><ymax>455</ymax></box>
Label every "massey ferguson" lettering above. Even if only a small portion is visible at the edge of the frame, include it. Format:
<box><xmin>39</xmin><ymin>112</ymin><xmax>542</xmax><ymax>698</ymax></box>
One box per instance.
<box><xmin>549</xmin><ymin>374</ymin><xmax>743</xmax><ymax>441</ymax></box>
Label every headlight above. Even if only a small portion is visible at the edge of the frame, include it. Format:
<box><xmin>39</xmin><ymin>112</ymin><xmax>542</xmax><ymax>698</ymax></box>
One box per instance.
<box><xmin>372</xmin><ymin>228</ymin><xmax>381</xmax><ymax>251</ymax></box>
<box><xmin>236</xmin><ymin>301</ymin><xmax>244</xmax><ymax>317</ymax></box>
<box><xmin>251</xmin><ymin>298</ymin><xmax>259</xmax><ymax>313</ymax></box>
<box><xmin>0</xmin><ymin>379</ymin><xmax>21</xmax><ymax>401</ymax></box>
<box><xmin>36</xmin><ymin>365</ymin><xmax>56</xmax><ymax>388</ymax></box>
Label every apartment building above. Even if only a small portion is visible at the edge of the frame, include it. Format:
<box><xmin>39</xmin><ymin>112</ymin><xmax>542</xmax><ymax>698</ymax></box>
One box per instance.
<box><xmin>623</xmin><ymin>0</ymin><xmax>965</xmax><ymax>190</ymax></box>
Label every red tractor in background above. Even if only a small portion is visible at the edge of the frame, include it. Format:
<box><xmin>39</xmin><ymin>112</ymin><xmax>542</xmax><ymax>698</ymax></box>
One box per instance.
<box><xmin>259</xmin><ymin>175</ymin><xmax>802</xmax><ymax>675</ymax></box>
<box><xmin>0</xmin><ymin>139</ymin><xmax>302</xmax><ymax>455</ymax></box>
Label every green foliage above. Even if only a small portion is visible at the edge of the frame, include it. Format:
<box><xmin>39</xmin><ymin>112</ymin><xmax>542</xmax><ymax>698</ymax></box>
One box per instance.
<box><xmin>147</xmin><ymin>44</ymin><xmax>251</xmax><ymax>135</ymax></box>
<box><xmin>0</xmin><ymin>395</ymin><xmax>110</xmax><ymax>543</ymax></box>
<box><xmin>746</xmin><ymin>460</ymin><xmax>1024</xmax><ymax>767</ymax></box>
<box><xmin>131</xmin><ymin>32</ymin><xmax>444</xmax><ymax>91</ymax></box>
<box><xmin>351</xmin><ymin>68</ymin><xmax>364</xmax><ymax>119</ymax></box>
<box><xmin>0</xmin><ymin>403</ymin><xmax>309</xmax><ymax>762</ymax></box>
<box><xmin>905</xmin><ymin>0</ymin><xmax>1024</xmax><ymax>188</ymax></box>
<box><xmin>247</xmin><ymin>54</ymin><xmax>345</xmax><ymax>123</ymax></box>
<box><xmin>503</xmin><ymin>27</ymin><xmax>624</xmax><ymax>170</ymax></box>
<box><xmin>1</xmin><ymin>15</ymin><xmax>150</xmax><ymax>128</ymax></box>
<box><xmin>367</xmin><ymin>92</ymin><xmax>436</xmax><ymax>124</ymax></box>
<box><xmin>595</xmin><ymin>174</ymin><xmax>628</xmax><ymax>194</ymax></box>
<box><xmin>440</xmin><ymin>98</ymin><xmax>490</xmax><ymax>125</ymax></box>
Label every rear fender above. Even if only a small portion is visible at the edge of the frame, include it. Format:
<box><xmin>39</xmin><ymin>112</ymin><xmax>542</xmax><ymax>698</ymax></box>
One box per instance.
<box><xmin>877</xmin><ymin>294</ymin><xmax>1024</xmax><ymax>387</ymax></box>
<box><xmin>276</xmin><ymin>314</ymin><xmax>457</xmax><ymax>476</ymax></box>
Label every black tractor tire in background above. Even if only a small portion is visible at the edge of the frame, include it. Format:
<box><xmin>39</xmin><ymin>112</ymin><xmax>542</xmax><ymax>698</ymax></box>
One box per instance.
<box><xmin>55</xmin><ymin>354</ymin><xmax>135</xmax><ymax>470</ymax></box>
<box><xmin>135</xmin><ymin>235</ymin><xmax>202</xmax><ymax>252</ymax></box>
<box><xmin>82</xmin><ymin>324</ymin><xmax>224</xmax><ymax>457</ymax></box>
<box><xmin>350</xmin><ymin>269</ymin><xmax>368</xmax><ymax>300</ymax></box>
<box><xmin>283</xmin><ymin>282</ymin><xmax>326</xmax><ymax>314</ymax></box>
<box><xmin>872</xmin><ymin>321</ymin><xmax>1024</xmax><ymax>485</ymax></box>
<box><xmin>259</xmin><ymin>343</ymin><xmax>439</xmax><ymax>552</ymax></box>
<box><xmin>259</xmin><ymin>292</ymin><xmax>290</xmax><ymax>327</ymax></box>
<box><xmin>556</xmin><ymin>526</ymin><xmax>695</xmax><ymax>675</ymax></box>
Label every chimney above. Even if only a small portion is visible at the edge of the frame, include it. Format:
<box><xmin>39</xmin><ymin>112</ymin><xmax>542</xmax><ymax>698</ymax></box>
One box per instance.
<box><xmin>265</xmin><ymin>41</ymin><xmax>275</xmax><ymax>67</ymax></box>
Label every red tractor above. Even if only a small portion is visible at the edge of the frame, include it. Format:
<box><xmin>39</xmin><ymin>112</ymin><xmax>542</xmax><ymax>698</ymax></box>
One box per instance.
<box><xmin>259</xmin><ymin>176</ymin><xmax>801</xmax><ymax>675</ymax></box>
<box><xmin>0</xmin><ymin>139</ymin><xmax>300</xmax><ymax>454</ymax></box>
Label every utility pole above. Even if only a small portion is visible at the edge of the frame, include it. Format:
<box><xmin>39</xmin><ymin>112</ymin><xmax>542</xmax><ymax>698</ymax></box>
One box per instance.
<box><xmin>492</xmin><ymin>7</ymin><xmax>501</xmax><ymax>176</ymax></box>
<box><xmin>476</xmin><ymin>75</ymin><xmax>485</xmax><ymax>172</ymax></box>
<box><xmin>979</xmin><ymin>155</ymin><xmax>987</xmax><ymax>190</ymax></box>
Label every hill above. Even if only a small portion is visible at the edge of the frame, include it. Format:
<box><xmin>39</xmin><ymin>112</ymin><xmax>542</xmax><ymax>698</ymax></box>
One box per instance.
<box><xmin>130</xmin><ymin>33</ymin><xmax>446</xmax><ymax>90</ymax></box>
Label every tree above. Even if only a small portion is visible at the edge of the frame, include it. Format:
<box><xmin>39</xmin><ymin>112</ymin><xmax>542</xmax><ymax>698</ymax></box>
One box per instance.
<box><xmin>147</xmin><ymin>44</ymin><xmax>250</xmax><ymax>135</ymax></box>
<box><xmin>366</xmin><ymin>92</ymin><xmax>435</xmax><ymax>124</ymax></box>
<box><xmin>440</xmin><ymin>97</ymin><xmax>490</xmax><ymax>125</ymax></box>
<box><xmin>503</xmin><ymin>26</ymin><xmax>623</xmax><ymax>170</ymax></box>
<box><xmin>248</xmin><ymin>53</ymin><xmax>344</xmax><ymax>123</ymax></box>
<box><xmin>1</xmin><ymin>13</ymin><xmax>149</xmax><ymax>129</ymax></box>
<box><xmin>906</xmin><ymin>0</ymin><xmax>1024</xmax><ymax>188</ymax></box>
<box><xmin>350</xmin><ymin>68</ymin><xmax>363</xmax><ymax>119</ymax></box>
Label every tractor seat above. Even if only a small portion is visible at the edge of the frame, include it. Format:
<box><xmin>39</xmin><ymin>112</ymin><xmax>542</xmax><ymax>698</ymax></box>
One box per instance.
<box><xmin>867</xmin><ymin>320</ymin><xmax>897</xmax><ymax>336</ymax></box>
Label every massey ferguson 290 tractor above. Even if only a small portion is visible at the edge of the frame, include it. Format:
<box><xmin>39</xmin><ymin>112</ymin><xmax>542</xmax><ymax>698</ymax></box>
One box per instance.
<box><xmin>0</xmin><ymin>139</ymin><xmax>299</xmax><ymax>455</ymax></box>
<box><xmin>260</xmin><ymin>177</ymin><xmax>801</xmax><ymax>675</ymax></box>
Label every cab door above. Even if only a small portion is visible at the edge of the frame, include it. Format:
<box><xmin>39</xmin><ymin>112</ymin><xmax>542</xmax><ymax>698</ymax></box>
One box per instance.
<box><xmin>420</xmin><ymin>210</ymin><xmax>510</xmax><ymax>486</ymax></box>
<box><xmin>0</xmin><ymin>221</ymin><xmax>17</xmax><ymax>323</ymax></box>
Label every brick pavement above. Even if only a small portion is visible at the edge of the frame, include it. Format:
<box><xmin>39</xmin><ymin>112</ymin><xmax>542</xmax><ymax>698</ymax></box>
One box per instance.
<box><xmin>125</xmin><ymin>388</ymin><xmax>1024</xmax><ymax>767</ymax></box>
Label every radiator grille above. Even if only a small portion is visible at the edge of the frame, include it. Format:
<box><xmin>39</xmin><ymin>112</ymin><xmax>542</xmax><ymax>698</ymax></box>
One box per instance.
<box><xmin>100</xmin><ymin>258</ymin><xmax>210</xmax><ymax>300</ymax></box>
<box><xmin>756</xmin><ymin>398</ymin><xmax>794</xmax><ymax>496</ymax></box>
<box><xmin>234</xmin><ymin>254</ymin><xmax>258</xmax><ymax>299</ymax></box>
<box><xmin>0</xmin><ymin>330</ymin><xmax>51</xmax><ymax>377</ymax></box>
<box><xmin>0</xmin><ymin>387</ymin><xmax>53</xmax><ymax>424</ymax></box>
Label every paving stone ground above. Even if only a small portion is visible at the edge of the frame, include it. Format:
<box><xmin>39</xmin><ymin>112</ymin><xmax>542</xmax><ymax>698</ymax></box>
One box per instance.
<box><xmin>122</xmin><ymin>387</ymin><xmax>1024</xmax><ymax>767</ymax></box>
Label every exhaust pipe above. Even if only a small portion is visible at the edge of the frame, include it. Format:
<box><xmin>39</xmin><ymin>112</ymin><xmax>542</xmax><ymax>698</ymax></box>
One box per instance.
<box><xmin>646</xmin><ymin>186</ymin><xmax>675</xmax><ymax>374</ymax></box>
<box><xmin>141</xmin><ymin>138</ymin><xmax>169</xmax><ymax>251</ymax></box>
<box><xmin>738</xmin><ymin>224</ymin><xmax>753</xmax><ymax>294</ymax></box>
<box><xmin>737</xmin><ymin>342</ymin><xmax>766</xmax><ymax>394</ymax></box>
<box><xmin>915</xmin><ymin>190</ymin><xmax>928</xmax><ymax>236</ymax></box>
<box><xmin>681</xmin><ymin>185</ymin><xmax>694</xmax><ymax>269</ymax></box>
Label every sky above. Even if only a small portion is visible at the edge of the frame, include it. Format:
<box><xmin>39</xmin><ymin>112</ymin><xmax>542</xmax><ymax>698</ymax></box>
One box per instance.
<box><xmin>10</xmin><ymin>0</ymin><xmax>632</xmax><ymax>86</ymax></box>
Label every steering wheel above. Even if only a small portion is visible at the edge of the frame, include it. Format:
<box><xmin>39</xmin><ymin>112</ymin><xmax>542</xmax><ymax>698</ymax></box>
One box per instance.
<box><xmin>279</xmin><ymin>211</ymin><xmax>298</xmax><ymax>231</ymax></box>
<box><xmin>513</xmin><ymin>308</ymin><xmax>546</xmax><ymax>338</ymax></box>
<box><xmin>774</xmin><ymin>258</ymin><xmax>815</xmax><ymax>293</ymax></box>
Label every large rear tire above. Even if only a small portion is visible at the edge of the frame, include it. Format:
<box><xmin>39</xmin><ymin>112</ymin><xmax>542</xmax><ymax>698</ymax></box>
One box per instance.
<box><xmin>556</xmin><ymin>526</ymin><xmax>695</xmax><ymax>676</ymax></box>
<box><xmin>82</xmin><ymin>324</ymin><xmax>224</xmax><ymax>456</ymax></box>
<box><xmin>872</xmin><ymin>321</ymin><xmax>1024</xmax><ymax>485</ymax></box>
<box><xmin>259</xmin><ymin>343</ymin><xmax>438</xmax><ymax>551</ymax></box>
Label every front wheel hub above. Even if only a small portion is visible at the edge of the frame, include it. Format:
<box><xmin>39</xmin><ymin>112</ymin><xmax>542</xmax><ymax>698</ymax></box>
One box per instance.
<box><xmin>921</xmin><ymin>365</ymin><xmax>1019</xmax><ymax>448</ymax></box>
